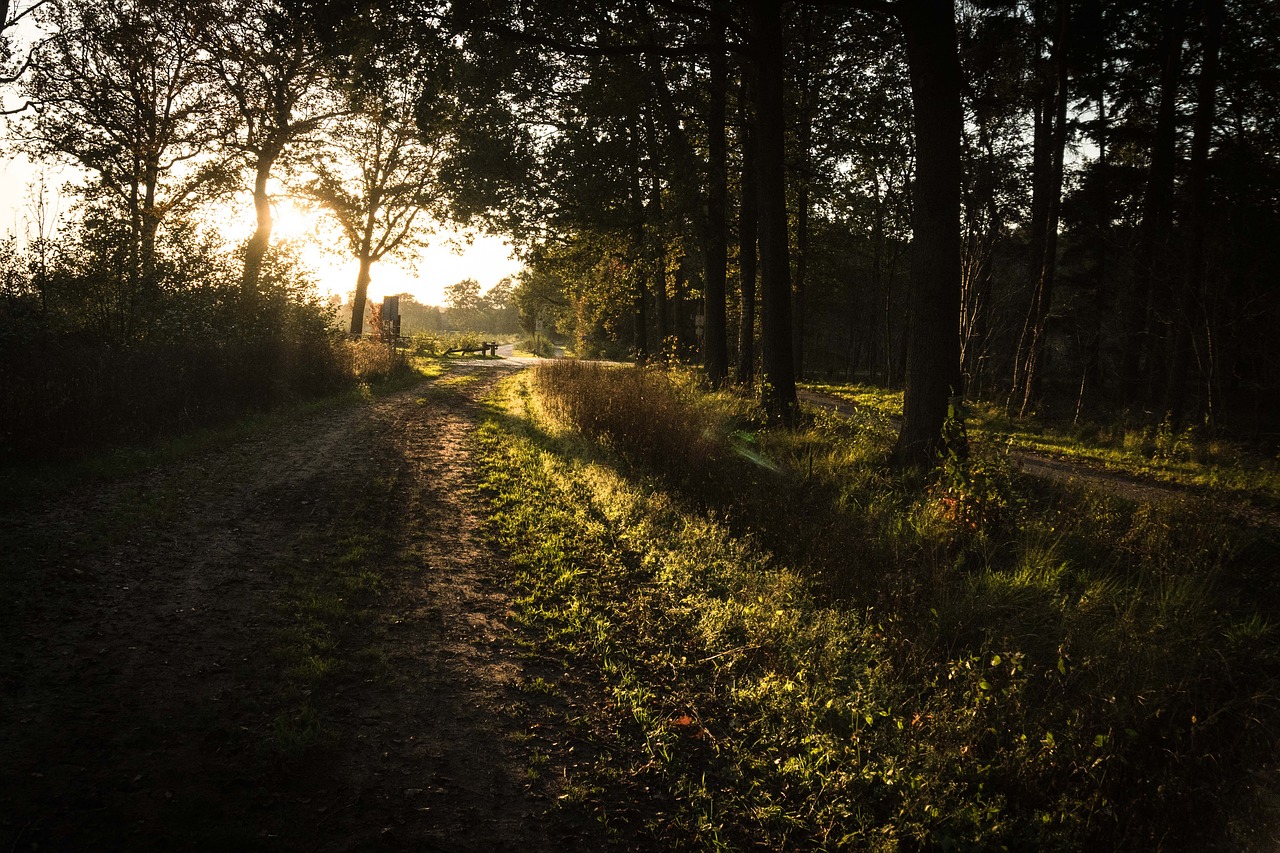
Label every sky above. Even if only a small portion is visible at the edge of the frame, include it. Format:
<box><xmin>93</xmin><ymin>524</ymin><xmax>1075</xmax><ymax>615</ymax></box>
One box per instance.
<box><xmin>1</xmin><ymin>146</ymin><xmax>524</xmax><ymax>309</ymax></box>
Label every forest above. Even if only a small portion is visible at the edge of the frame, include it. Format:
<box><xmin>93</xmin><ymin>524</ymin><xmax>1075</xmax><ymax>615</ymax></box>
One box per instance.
<box><xmin>2</xmin><ymin>0</ymin><xmax>1277</xmax><ymax>462</ymax></box>
<box><xmin>3</xmin><ymin>0</ymin><xmax>1280</xmax><ymax>850</ymax></box>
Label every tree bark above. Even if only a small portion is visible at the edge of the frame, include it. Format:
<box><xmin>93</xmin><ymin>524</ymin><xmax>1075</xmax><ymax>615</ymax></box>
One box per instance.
<box><xmin>794</xmin><ymin>177</ymin><xmax>809</xmax><ymax>382</ymax></box>
<box><xmin>634</xmin><ymin>264</ymin><xmax>650</xmax><ymax>363</ymax></box>
<box><xmin>737</xmin><ymin>82</ymin><xmax>759</xmax><ymax>387</ymax></box>
<box><xmin>1010</xmin><ymin>0</ymin><xmax>1072</xmax><ymax>418</ymax></box>
<box><xmin>646</xmin><ymin>110</ymin><xmax>670</xmax><ymax>354</ymax></box>
<box><xmin>350</xmin><ymin>253</ymin><xmax>373</xmax><ymax>337</ymax></box>
<box><xmin>892</xmin><ymin>0</ymin><xmax>965</xmax><ymax>468</ymax></box>
<box><xmin>1163</xmin><ymin>0</ymin><xmax>1221</xmax><ymax>423</ymax></box>
<box><xmin>792</xmin><ymin>7</ymin><xmax>814</xmax><ymax>384</ymax></box>
<box><xmin>703</xmin><ymin>0</ymin><xmax>730</xmax><ymax>386</ymax></box>
<box><xmin>242</xmin><ymin>148</ymin><xmax>279</xmax><ymax>301</ymax></box>
<box><xmin>751</xmin><ymin>0</ymin><xmax>797</xmax><ymax>421</ymax></box>
<box><xmin>1120</xmin><ymin>0</ymin><xmax>1188</xmax><ymax>405</ymax></box>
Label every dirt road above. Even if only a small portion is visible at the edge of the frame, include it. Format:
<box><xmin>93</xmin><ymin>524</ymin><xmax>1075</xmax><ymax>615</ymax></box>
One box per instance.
<box><xmin>0</xmin><ymin>360</ymin><xmax>578</xmax><ymax>851</ymax></box>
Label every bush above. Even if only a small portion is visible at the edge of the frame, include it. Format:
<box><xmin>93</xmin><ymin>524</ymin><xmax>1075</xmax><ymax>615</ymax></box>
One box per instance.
<box><xmin>0</xmin><ymin>324</ymin><xmax>355</xmax><ymax>459</ymax></box>
<box><xmin>343</xmin><ymin>337</ymin><xmax>403</xmax><ymax>381</ymax></box>
<box><xmin>530</xmin><ymin>361</ymin><xmax>731</xmax><ymax>486</ymax></box>
<box><xmin>521</xmin><ymin>336</ymin><xmax>556</xmax><ymax>358</ymax></box>
<box><xmin>0</xmin><ymin>225</ymin><xmax>384</xmax><ymax>460</ymax></box>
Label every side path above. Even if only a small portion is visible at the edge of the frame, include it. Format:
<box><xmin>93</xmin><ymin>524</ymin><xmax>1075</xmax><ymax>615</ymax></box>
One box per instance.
<box><xmin>0</xmin><ymin>360</ymin><xmax>584</xmax><ymax>852</ymax></box>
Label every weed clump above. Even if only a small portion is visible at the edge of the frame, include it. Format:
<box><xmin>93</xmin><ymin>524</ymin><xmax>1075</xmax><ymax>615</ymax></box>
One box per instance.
<box><xmin>530</xmin><ymin>361</ymin><xmax>735</xmax><ymax>488</ymax></box>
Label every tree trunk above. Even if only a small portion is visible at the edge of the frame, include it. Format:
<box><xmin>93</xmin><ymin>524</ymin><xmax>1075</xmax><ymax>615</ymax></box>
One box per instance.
<box><xmin>1120</xmin><ymin>0</ymin><xmax>1188</xmax><ymax>405</ymax></box>
<box><xmin>737</xmin><ymin>83</ymin><xmax>759</xmax><ymax>387</ymax></box>
<box><xmin>892</xmin><ymin>0</ymin><xmax>964</xmax><ymax>468</ymax></box>
<box><xmin>647</xmin><ymin>142</ymin><xmax>670</xmax><ymax>355</ymax></box>
<box><xmin>792</xmin><ymin>7</ymin><xmax>814</xmax><ymax>384</ymax></box>
<box><xmin>1078</xmin><ymin>51</ymin><xmax>1110</xmax><ymax>419</ymax></box>
<box><xmin>1010</xmin><ymin>0</ymin><xmax>1072</xmax><ymax>418</ymax></box>
<box><xmin>751</xmin><ymin>0</ymin><xmax>797</xmax><ymax>421</ymax></box>
<box><xmin>674</xmin><ymin>258</ymin><xmax>691</xmax><ymax>354</ymax></box>
<box><xmin>794</xmin><ymin>179</ymin><xmax>809</xmax><ymax>382</ymax></box>
<box><xmin>631</xmin><ymin>135</ymin><xmax>650</xmax><ymax>363</ymax></box>
<box><xmin>350</xmin><ymin>253</ymin><xmax>373</xmax><ymax>337</ymax></box>
<box><xmin>703</xmin><ymin>0</ymin><xmax>730</xmax><ymax>386</ymax></box>
<box><xmin>242</xmin><ymin>149</ymin><xmax>277</xmax><ymax>301</ymax></box>
<box><xmin>1163</xmin><ymin>0</ymin><xmax>1220</xmax><ymax>424</ymax></box>
<box><xmin>634</xmin><ymin>264</ymin><xmax>650</xmax><ymax>363</ymax></box>
<box><xmin>653</xmin><ymin>230</ymin><xmax>670</xmax><ymax>357</ymax></box>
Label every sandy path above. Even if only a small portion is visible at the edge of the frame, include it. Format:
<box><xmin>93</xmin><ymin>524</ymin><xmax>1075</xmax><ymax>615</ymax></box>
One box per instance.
<box><xmin>0</xmin><ymin>360</ymin><xmax>572</xmax><ymax>851</ymax></box>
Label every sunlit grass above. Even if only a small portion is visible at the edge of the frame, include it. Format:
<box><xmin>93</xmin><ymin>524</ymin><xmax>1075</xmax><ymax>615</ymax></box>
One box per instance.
<box><xmin>803</xmin><ymin>381</ymin><xmax>1280</xmax><ymax>504</ymax></box>
<box><xmin>479</xmin><ymin>364</ymin><xmax>1280</xmax><ymax>850</ymax></box>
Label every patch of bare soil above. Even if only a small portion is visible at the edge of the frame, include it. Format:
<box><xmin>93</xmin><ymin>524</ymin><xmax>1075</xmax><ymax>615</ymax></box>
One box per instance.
<box><xmin>0</xmin><ymin>360</ymin><xmax>587</xmax><ymax>851</ymax></box>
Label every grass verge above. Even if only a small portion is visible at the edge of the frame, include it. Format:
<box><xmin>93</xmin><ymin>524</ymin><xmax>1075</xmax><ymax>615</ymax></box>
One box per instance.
<box><xmin>477</xmin><ymin>363</ymin><xmax>1280</xmax><ymax>851</ymax></box>
<box><xmin>805</xmin><ymin>382</ymin><xmax>1280</xmax><ymax>507</ymax></box>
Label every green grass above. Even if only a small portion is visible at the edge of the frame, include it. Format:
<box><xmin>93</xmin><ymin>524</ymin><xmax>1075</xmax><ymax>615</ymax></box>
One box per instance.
<box><xmin>477</xmin><ymin>363</ymin><xmax>1280</xmax><ymax>851</ymax></box>
<box><xmin>804</xmin><ymin>381</ymin><xmax>1280</xmax><ymax>506</ymax></box>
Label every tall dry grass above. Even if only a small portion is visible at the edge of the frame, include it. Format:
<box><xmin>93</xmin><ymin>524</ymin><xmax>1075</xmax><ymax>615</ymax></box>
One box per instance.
<box><xmin>530</xmin><ymin>361</ymin><xmax>732</xmax><ymax>485</ymax></box>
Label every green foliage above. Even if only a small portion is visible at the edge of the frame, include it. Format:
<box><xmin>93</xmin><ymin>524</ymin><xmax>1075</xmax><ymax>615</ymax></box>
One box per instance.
<box><xmin>0</xmin><ymin>217</ymin><xmax>398</xmax><ymax>460</ymax></box>
<box><xmin>812</xmin><ymin>384</ymin><xmax>1280</xmax><ymax>505</ymax></box>
<box><xmin>520</xmin><ymin>336</ymin><xmax>556</xmax><ymax>358</ymax></box>
<box><xmin>478</xmin><ymin>368</ymin><xmax>1280</xmax><ymax>850</ymax></box>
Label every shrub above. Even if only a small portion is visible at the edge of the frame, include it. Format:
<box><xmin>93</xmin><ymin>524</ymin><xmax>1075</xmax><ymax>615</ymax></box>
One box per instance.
<box><xmin>343</xmin><ymin>337</ymin><xmax>403</xmax><ymax>381</ymax></box>
<box><xmin>530</xmin><ymin>361</ymin><xmax>730</xmax><ymax>487</ymax></box>
<box><xmin>521</xmin><ymin>336</ymin><xmax>556</xmax><ymax>358</ymax></box>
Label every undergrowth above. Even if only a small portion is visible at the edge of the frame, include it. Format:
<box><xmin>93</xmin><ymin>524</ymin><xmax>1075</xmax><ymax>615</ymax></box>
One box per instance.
<box><xmin>478</xmin><ymin>362</ymin><xmax>1280</xmax><ymax>851</ymax></box>
<box><xmin>805</xmin><ymin>382</ymin><xmax>1280</xmax><ymax>506</ymax></box>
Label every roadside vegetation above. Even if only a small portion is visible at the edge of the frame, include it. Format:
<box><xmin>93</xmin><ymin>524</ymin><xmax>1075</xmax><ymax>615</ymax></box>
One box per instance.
<box><xmin>478</xmin><ymin>361</ymin><xmax>1280</xmax><ymax>851</ymax></box>
<box><xmin>0</xmin><ymin>230</ymin><xmax>422</xmax><ymax>465</ymax></box>
<box><xmin>807</xmin><ymin>382</ymin><xmax>1280</xmax><ymax>508</ymax></box>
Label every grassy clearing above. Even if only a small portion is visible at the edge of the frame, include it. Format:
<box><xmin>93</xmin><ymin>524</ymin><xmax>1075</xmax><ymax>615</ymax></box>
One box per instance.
<box><xmin>805</xmin><ymin>382</ymin><xmax>1280</xmax><ymax>506</ymax></box>
<box><xmin>478</xmin><ymin>362</ymin><xmax>1280</xmax><ymax>851</ymax></box>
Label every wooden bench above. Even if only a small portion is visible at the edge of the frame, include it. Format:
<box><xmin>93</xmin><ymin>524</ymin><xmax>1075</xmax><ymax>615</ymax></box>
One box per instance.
<box><xmin>444</xmin><ymin>341</ymin><xmax>500</xmax><ymax>356</ymax></box>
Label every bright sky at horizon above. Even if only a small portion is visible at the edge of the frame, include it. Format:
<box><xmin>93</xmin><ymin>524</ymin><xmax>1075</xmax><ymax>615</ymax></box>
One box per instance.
<box><xmin>1</xmin><ymin>149</ymin><xmax>524</xmax><ymax>308</ymax></box>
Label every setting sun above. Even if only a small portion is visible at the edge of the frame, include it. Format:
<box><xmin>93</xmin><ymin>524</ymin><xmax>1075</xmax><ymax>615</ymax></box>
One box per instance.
<box><xmin>219</xmin><ymin>191</ymin><xmax>522</xmax><ymax>307</ymax></box>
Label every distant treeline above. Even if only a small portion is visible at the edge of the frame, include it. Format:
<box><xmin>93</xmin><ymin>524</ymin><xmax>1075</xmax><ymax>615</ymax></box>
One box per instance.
<box><xmin>331</xmin><ymin>278</ymin><xmax>522</xmax><ymax>337</ymax></box>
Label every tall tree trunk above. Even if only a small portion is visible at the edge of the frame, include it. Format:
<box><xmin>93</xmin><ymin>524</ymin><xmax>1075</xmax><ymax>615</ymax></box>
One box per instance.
<box><xmin>751</xmin><ymin>0</ymin><xmax>797</xmax><ymax>421</ymax></box>
<box><xmin>350</xmin><ymin>253</ymin><xmax>373</xmax><ymax>337</ymax></box>
<box><xmin>893</xmin><ymin>0</ymin><xmax>964</xmax><ymax>468</ymax></box>
<box><xmin>1120</xmin><ymin>0</ymin><xmax>1188</xmax><ymax>405</ymax></box>
<box><xmin>792</xmin><ymin>6</ymin><xmax>814</xmax><ymax>384</ymax></box>
<box><xmin>703</xmin><ymin>0</ymin><xmax>730</xmax><ymax>385</ymax></box>
<box><xmin>737</xmin><ymin>84</ymin><xmax>759</xmax><ymax>386</ymax></box>
<box><xmin>794</xmin><ymin>179</ymin><xmax>809</xmax><ymax>382</ymax></box>
<box><xmin>1163</xmin><ymin>0</ymin><xmax>1220</xmax><ymax>423</ymax></box>
<box><xmin>674</xmin><ymin>259</ymin><xmax>688</xmax><ymax>354</ymax></box>
<box><xmin>631</xmin><ymin>133</ymin><xmax>650</xmax><ymax>363</ymax></box>
<box><xmin>653</xmin><ymin>225</ymin><xmax>670</xmax><ymax>356</ymax></box>
<box><xmin>1010</xmin><ymin>0</ymin><xmax>1072</xmax><ymax>417</ymax></box>
<box><xmin>242</xmin><ymin>148</ymin><xmax>278</xmax><ymax>301</ymax></box>
<box><xmin>642</xmin><ymin>107</ymin><xmax>670</xmax><ymax>355</ymax></box>
<box><xmin>634</xmin><ymin>264</ymin><xmax>650</xmax><ymax>363</ymax></box>
<box><xmin>1077</xmin><ymin>50</ymin><xmax>1110</xmax><ymax>420</ymax></box>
